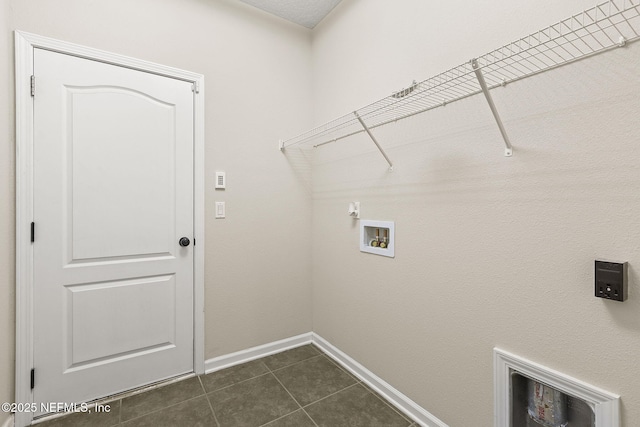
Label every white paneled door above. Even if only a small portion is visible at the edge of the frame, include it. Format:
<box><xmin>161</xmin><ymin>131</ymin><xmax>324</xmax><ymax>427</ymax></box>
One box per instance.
<box><xmin>32</xmin><ymin>48</ymin><xmax>194</xmax><ymax>415</ymax></box>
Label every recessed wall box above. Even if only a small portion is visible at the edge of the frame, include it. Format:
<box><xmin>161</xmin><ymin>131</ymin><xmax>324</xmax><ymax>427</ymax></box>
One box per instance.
<box><xmin>495</xmin><ymin>348</ymin><xmax>620</xmax><ymax>427</ymax></box>
<box><xmin>510</xmin><ymin>372</ymin><xmax>594</xmax><ymax>426</ymax></box>
<box><xmin>595</xmin><ymin>260</ymin><xmax>628</xmax><ymax>302</ymax></box>
<box><xmin>360</xmin><ymin>220</ymin><xmax>394</xmax><ymax>258</ymax></box>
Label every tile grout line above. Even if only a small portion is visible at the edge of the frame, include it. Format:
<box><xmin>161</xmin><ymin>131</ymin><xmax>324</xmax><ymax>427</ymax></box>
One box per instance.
<box><xmin>264</xmin><ymin>348</ymin><xmax>367</xmax><ymax>425</ymax></box>
<box><xmin>361</xmin><ymin>385</ymin><xmax>416</xmax><ymax>426</ymax></box>
<box><xmin>259</xmin><ymin>348</ymin><xmax>325</xmax><ymax>427</ymax></box>
<box><xmin>204</xmin><ymin>369</ymin><xmax>273</xmax><ymax>395</ymax></box>
<box><xmin>198</xmin><ymin>375</ymin><xmax>221</xmax><ymax>427</ymax></box>
<box><xmin>300</xmin><ymin>406</ymin><xmax>320</xmax><ymax>427</ymax></box>
<box><xmin>320</xmin><ymin>352</ymin><xmax>363</xmax><ymax>382</ymax></box>
<box><xmin>119</xmin><ymin>377</ymin><xmax>203</xmax><ymax>415</ymax></box>
<box><xmin>267</xmin><ymin>371</ymin><xmax>319</xmax><ymax>427</ymax></box>
<box><xmin>302</xmin><ymin>381</ymin><xmax>413</xmax><ymax>426</ymax></box>
<box><xmin>266</xmin><ymin>353</ymin><xmax>323</xmax><ymax>375</ymax></box>
<box><xmin>201</xmin><ymin>358</ymin><xmax>272</xmax><ymax>393</ymax></box>
<box><xmin>301</xmin><ymin>381</ymin><xmax>361</xmax><ymax>409</ymax></box>
<box><xmin>119</xmin><ymin>393</ymin><xmax>207</xmax><ymax>424</ymax></box>
<box><xmin>313</xmin><ymin>346</ymin><xmax>414</xmax><ymax>424</ymax></box>
<box><xmin>267</xmin><ymin>371</ymin><xmax>304</xmax><ymax>410</ymax></box>
<box><xmin>257</xmin><ymin>408</ymin><xmax>317</xmax><ymax>427</ymax></box>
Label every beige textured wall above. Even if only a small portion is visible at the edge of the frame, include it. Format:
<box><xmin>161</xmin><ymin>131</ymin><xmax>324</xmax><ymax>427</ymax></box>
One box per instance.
<box><xmin>5</xmin><ymin>1</ymin><xmax>640</xmax><ymax>425</ymax></box>
<box><xmin>311</xmin><ymin>0</ymin><xmax>640</xmax><ymax>425</ymax></box>
<box><xmin>1</xmin><ymin>0</ymin><xmax>312</xmax><ymax>421</ymax></box>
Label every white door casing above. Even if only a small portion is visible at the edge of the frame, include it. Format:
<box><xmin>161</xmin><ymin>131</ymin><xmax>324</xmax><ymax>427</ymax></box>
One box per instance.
<box><xmin>15</xmin><ymin>32</ymin><xmax>205</xmax><ymax>427</ymax></box>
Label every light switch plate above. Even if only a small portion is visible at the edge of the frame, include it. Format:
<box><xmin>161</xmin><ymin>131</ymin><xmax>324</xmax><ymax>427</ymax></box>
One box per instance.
<box><xmin>215</xmin><ymin>202</ymin><xmax>225</xmax><ymax>219</ymax></box>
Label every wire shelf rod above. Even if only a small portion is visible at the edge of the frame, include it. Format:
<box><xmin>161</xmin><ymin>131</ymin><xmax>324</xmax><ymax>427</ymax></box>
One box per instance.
<box><xmin>354</xmin><ymin>112</ymin><xmax>394</xmax><ymax>170</ymax></box>
<box><xmin>472</xmin><ymin>59</ymin><xmax>513</xmax><ymax>156</ymax></box>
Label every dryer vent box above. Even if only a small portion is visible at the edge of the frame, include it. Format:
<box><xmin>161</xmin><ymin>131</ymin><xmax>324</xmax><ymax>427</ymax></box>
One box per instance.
<box><xmin>595</xmin><ymin>260</ymin><xmax>628</xmax><ymax>302</ymax></box>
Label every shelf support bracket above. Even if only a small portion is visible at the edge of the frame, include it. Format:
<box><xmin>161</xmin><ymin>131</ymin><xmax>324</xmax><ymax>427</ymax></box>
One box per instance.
<box><xmin>354</xmin><ymin>111</ymin><xmax>394</xmax><ymax>171</ymax></box>
<box><xmin>471</xmin><ymin>59</ymin><xmax>513</xmax><ymax>157</ymax></box>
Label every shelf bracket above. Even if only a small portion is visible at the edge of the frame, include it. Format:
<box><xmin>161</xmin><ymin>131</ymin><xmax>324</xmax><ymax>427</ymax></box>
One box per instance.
<box><xmin>471</xmin><ymin>59</ymin><xmax>513</xmax><ymax>157</ymax></box>
<box><xmin>354</xmin><ymin>111</ymin><xmax>394</xmax><ymax>171</ymax></box>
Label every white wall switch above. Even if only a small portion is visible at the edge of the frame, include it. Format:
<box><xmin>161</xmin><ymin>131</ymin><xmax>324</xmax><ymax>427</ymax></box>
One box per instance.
<box><xmin>215</xmin><ymin>202</ymin><xmax>225</xmax><ymax>219</ymax></box>
<box><xmin>215</xmin><ymin>172</ymin><xmax>226</xmax><ymax>189</ymax></box>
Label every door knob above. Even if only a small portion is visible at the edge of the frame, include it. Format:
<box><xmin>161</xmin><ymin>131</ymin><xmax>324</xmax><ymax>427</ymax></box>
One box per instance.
<box><xmin>179</xmin><ymin>237</ymin><xmax>191</xmax><ymax>247</ymax></box>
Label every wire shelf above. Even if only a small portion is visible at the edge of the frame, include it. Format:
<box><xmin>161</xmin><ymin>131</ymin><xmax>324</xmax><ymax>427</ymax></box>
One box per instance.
<box><xmin>280</xmin><ymin>0</ymin><xmax>640</xmax><ymax>151</ymax></box>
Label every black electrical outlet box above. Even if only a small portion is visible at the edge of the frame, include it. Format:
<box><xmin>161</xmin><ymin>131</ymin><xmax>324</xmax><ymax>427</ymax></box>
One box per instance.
<box><xmin>595</xmin><ymin>260</ymin><xmax>628</xmax><ymax>302</ymax></box>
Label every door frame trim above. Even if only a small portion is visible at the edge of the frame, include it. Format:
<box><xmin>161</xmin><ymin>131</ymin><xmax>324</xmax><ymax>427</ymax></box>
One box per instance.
<box><xmin>14</xmin><ymin>30</ymin><xmax>205</xmax><ymax>427</ymax></box>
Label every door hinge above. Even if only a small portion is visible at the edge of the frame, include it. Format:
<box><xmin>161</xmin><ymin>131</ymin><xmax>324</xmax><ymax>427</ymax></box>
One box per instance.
<box><xmin>191</xmin><ymin>81</ymin><xmax>199</xmax><ymax>94</ymax></box>
<box><xmin>31</xmin><ymin>222</ymin><xmax>35</xmax><ymax>243</ymax></box>
<box><xmin>30</xmin><ymin>75</ymin><xmax>35</xmax><ymax>97</ymax></box>
<box><xmin>30</xmin><ymin>369</ymin><xmax>35</xmax><ymax>390</ymax></box>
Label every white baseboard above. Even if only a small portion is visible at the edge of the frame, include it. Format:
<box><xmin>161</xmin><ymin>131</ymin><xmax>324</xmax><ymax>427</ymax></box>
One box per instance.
<box><xmin>1</xmin><ymin>414</ymin><xmax>14</xmax><ymax>427</ymax></box>
<box><xmin>204</xmin><ymin>332</ymin><xmax>313</xmax><ymax>374</ymax></box>
<box><xmin>311</xmin><ymin>333</ymin><xmax>448</xmax><ymax>427</ymax></box>
<box><xmin>203</xmin><ymin>332</ymin><xmax>447</xmax><ymax>427</ymax></box>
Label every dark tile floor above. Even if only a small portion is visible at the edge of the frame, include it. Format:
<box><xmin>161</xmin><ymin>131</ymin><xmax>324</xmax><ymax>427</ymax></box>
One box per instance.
<box><xmin>34</xmin><ymin>344</ymin><xmax>417</xmax><ymax>427</ymax></box>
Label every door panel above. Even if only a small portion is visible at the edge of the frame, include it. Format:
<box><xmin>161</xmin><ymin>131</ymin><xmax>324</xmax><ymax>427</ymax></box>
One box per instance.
<box><xmin>65</xmin><ymin>275</ymin><xmax>176</xmax><ymax>370</ymax></box>
<box><xmin>68</xmin><ymin>86</ymin><xmax>176</xmax><ymax>261</ymax></box>
<box><xmin>33</xmin><ymin>48</ymin><xmax>194</xmax><ymax>414</ymax></box>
